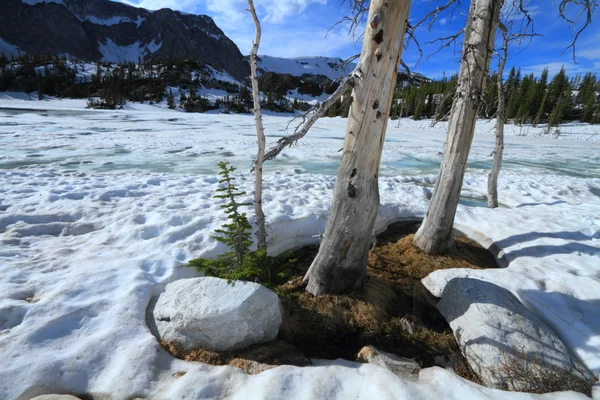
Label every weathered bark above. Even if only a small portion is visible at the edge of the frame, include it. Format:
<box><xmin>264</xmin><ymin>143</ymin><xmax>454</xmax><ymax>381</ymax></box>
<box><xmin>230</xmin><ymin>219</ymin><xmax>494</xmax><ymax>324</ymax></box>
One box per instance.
<box><xmin>248</xmin><ymin>0</ymin><xmax>267</xmax><ymax>251</ymax></box>
<box><xmin>413</xmin><ymin>0</ymin><xmax>502</xmax><ymax>254</ymax></box>
<box><xmin>303</xmin><ymin>0</ymin><xmax>411</xmax><ymax>295</ymax></box>
<box><xmin>488</xmin><ymin>26</ymin><xmax>508</xmax><ymax>209</ymax></box>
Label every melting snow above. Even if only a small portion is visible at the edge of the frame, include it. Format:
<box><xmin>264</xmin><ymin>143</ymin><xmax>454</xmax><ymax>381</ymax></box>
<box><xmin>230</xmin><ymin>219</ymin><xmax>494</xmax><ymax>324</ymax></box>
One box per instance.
<box><xmin>0</xmin><ymin>100</ymin><xmax>598</xmax><ymax>399</ymax></box>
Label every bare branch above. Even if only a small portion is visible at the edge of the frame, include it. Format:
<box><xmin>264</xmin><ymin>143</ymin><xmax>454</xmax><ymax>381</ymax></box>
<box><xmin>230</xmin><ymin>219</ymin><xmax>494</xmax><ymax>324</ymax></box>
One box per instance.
<box><xmin>333</xmin><ymin>0</ymin><xmax>369</xmax><ymax>38</ymax></box>
<box><xmin>255</xmin><ymin>72</ymin><xmax>358</xmax><ymax>169</ymax></box>
<box><xmin>413</xmin><ymin>0</ymin><xmax>462</xmax><ymax>32</ymax></box>
<box><xmin>558</xmin><ymin>0</ymin><xmax>598</xmax><ymax>61</ymax></box>
<box><xmin>426</xmin><ymin>28</ymin><xmax>466</xmax><ymax>59</ymax></box>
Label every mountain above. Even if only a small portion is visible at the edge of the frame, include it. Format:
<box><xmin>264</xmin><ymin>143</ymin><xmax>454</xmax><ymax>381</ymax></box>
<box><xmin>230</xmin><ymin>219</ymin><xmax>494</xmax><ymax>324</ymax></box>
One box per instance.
<box><xmin>0</xmin><ymin>0</ymin><xmax>250</xmax><ymax>81</ymax></box>
<box><xmin>257</xmin><ymin>56</ymin><xmax>356</xmax><ymax>81</ymax></box>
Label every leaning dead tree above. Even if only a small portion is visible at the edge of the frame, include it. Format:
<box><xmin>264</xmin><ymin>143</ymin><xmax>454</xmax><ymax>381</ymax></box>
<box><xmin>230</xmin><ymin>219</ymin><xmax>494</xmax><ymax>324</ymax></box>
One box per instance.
<box><xmin>247</xmin><ymin>0</ymin><xmax>267</xmax><ymax>251</ymax></box>
<box><xmin>303</xmin><ymin>0</ymin><xmax>412</xmax><ymax>295</ymax></box>
<box><xmin>488</xmin><ymin>3</ymin><xmax>539</xmax><ymax>208</ymax></box>
<box><xmin>413</xmin><ymin>0</ymin><xmax>502</xmax><ymax>254</ymax></box>
<box><xmin>487</xmin><ymin>24</ymin><xmax>508</xmax><ymax>209</ymax></box>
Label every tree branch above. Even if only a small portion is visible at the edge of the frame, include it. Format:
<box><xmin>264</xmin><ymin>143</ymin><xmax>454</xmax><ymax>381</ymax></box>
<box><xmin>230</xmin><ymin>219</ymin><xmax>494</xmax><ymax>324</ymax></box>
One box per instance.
<box><xmin>253</xmin><ymin>71</ymin><xmax>358</xmax><ymax>169</ymax></box>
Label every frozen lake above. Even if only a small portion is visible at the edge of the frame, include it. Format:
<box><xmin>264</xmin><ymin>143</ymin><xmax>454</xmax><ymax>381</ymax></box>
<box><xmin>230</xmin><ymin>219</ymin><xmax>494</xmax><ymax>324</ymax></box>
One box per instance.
<box><xmin>1</xmin><ymin>108</ymin><xmax>599</xmax><ymax>179</ymax></box>
<box><xmin>0</xmin><ymin>104</ymin><xmax>599</xmax><ymax>399</ymax></box>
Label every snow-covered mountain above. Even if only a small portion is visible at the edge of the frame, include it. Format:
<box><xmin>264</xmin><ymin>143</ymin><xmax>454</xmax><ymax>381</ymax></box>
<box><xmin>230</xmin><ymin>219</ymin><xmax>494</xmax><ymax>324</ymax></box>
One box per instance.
<box><xmin>257</xmin><ymin>55</ymin><xmax>356</xmax><ymax>80</ymax></box>
<box><xmin>0</xmin><ymin>0</ymin><xmax>250</xmax><ymax>80</ymax></box>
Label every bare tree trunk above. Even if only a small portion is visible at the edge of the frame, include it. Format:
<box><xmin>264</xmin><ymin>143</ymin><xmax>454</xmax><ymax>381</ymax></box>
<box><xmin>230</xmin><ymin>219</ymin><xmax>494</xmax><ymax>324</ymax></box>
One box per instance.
<box><xmin>413</xmin><ymin>0</ymin><xmax>501</xmax><ymax>254</ymax></box>
<box><xmin>248</xmin><ymin>0</ymin><xmax>267</xmax><ymax>251</ymax></box>
<box><xmin>304</xmin><ymin>0</ymin><xmax>411</xmax><ymax>295</ymax></box>
<box><xmin>488</xmin><ymin>26</ymin><xmax>508</xmax><ymax>209</ymax></box>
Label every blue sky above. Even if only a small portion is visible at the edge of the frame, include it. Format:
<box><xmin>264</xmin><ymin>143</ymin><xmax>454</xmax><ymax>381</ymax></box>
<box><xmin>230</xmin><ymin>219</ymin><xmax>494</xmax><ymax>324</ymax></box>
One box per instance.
<box><xmin>114</xmin><ymin>0</ymin><xmax>599</xmax><ymax>79</ymax></box>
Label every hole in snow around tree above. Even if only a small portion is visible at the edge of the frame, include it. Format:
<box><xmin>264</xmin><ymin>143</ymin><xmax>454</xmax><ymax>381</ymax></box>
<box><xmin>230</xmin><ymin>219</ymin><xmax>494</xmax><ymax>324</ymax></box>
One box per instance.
<box><xmin>156</xmin><ymin>220</ymin><xmax>499</xmax><ymax>384</ymax></box>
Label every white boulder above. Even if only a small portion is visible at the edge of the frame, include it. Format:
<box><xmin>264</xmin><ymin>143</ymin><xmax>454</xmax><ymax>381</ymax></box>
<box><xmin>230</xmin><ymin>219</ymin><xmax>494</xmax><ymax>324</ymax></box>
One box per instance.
<box><xmin>436</xmin><ymin>278</ymin><xmax>593</xmax><ymax>392</ymax></box>
<box><xmin>153</xmin><ymin>277</ymin><xmax>282</xmax><ymax>352</ymax></box>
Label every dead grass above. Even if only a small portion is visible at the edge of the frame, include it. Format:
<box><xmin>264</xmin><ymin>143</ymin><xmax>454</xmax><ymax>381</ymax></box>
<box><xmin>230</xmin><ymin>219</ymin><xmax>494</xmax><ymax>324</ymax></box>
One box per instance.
<box><xmin>494</xmin><ymin>352</ymin><xmax>594</xmax><ymax>396</ymax></box>
<box><xmin>161</xmin><ymin>221</ymin><xmax>494</xmax><ymax>384</ymax></box>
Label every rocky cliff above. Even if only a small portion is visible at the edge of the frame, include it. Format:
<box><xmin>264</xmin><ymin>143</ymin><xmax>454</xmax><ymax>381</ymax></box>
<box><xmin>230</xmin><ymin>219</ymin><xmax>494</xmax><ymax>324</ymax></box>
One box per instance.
<box><xmin>0</xmin><ymin>0</ymin><xmax>250</xmax><ymax>81</ymax></box>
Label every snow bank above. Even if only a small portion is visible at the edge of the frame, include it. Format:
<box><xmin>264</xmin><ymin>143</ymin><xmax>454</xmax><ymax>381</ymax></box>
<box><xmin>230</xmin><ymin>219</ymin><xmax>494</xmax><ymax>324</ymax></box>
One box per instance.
<box><xmin>0</xmin><ymin>109</ymin><xmax>598</xmax><ymax>399</ymax></box>
<box><xmin>394</xmin><ymin>117</ymin><xmax>600</xmax><ymax>142</ymax></box>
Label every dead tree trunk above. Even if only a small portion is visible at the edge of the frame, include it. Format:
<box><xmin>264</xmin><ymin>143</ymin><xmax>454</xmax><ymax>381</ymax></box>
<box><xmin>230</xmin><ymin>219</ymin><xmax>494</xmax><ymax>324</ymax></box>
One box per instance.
<box><xmin>248</xmin><ymin>0</ymin><xmax>267</xmax><ymax>251</ymax></box>
<box><xmin>304</xmin><ymin>0</ymin><xmax>411</xmax><ymax>295</ymax></box>
<box><xmin>413</xmin><ymin>0</ymin><xmax>502</xmax><ymax>254</ymax></box>
<box><xmin>488</xmin><ymin>25</ymin><xmax>508</xmax><ymax>209</ymax></box>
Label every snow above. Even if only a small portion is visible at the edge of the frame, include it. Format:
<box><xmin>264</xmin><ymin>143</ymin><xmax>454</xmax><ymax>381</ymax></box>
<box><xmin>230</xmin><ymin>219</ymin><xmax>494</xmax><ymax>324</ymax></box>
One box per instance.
<box><xmin>258</xmin><ymin>55</ymin><xmax>356</xmax><ymax>80</ymax></box>
<box><xmin>0</xmin><ymin>37</ymin><xmax>22</xmax><ymax>57</ymax></box>
<box><xmin>20</xmin><ymin>0</ymin><xmax>64</xmax><ymax>4</ymax></box>
<box><xmin>85</xmin><ymin>15</ymin><xmax>145</xmax><ymax>28</ymax></box>
<box><xmin>98</xmin><ymin>38</ymin><xmax>163</xmax><ymax>63</ymax></box>
<box><xmin>395</xmin><ymin>117</ymin><xmax>600</xmax><ymax>142</ymax></box>
<box><xmin>0</xmin><ymin>100</ymin><xmax>599</xmax><ymax>399</ymax></box>
<box><xmin>205</xmin><ymin>65</ymin><xmax>241</xmax><ymax>85</ymax></box>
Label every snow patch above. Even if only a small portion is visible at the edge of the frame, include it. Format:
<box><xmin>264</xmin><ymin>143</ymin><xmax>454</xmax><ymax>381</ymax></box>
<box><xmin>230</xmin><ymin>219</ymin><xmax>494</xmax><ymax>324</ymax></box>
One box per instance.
<box><xmin>258</xmin><ymin>55</ymin><xmax>356</xmax><ymax>80</ymax></box>
<box><xmin>86</xmin><ymin>15</ymin><xmax>145</xmax><ymax>28</ymax></box>
<box><xmin>98</xmin><ymin>38</ymin><xmax>163</xmax><ymax>63</ymax></box>
<box><xmin>20</xmin><ymin>0</ymin><xmax>64</xmax><ymax>4</ymax></box>
<box><xmin>0</xmin><ymin>38</ymin><xmax>22</xmax><ymax>57</ymax></box>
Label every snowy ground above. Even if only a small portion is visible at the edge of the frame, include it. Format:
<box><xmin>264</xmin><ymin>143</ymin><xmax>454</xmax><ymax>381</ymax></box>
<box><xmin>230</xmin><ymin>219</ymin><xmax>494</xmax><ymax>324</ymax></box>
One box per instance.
<box><xmin>0</xmin><ymin>99</ymin><xmax>599</xmax><ymax>399</ymax></box>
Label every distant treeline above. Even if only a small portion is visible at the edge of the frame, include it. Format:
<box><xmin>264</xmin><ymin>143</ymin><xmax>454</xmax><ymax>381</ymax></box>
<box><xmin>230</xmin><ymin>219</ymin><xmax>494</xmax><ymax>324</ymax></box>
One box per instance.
<box><xmin>388</xmin><ymin>67</ymin><xmax>600</xmax><ymax>126</ymax></box>
<box><xmin>0</xmin><ymin>53</ymin><xmax>313</xmax><ymax>113</ymax></box>
<box><xmin>1</xmin><ymin>53</ymin><xmax>598</xmax><ymax>124</ymax></box>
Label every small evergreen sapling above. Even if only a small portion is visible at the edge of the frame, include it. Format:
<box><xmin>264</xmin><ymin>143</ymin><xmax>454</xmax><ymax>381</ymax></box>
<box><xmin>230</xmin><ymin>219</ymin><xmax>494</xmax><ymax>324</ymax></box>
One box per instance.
<box><xmin>188</xmin><ymin>162</ymin><xmax>294</xmax><ymax>287</ymax></box>
<box><xmin>213</xmin><ymin>161</ymin><xmax>252</xmax><ymax>269</ymax></box>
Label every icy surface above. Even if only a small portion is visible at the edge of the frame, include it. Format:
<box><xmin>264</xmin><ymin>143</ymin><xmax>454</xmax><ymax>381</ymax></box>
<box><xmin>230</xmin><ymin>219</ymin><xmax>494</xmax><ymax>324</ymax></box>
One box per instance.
<box><xmin>0</xmin><ymin>104</ymin><xmax>599</xmax><ymax>399</ymax></box>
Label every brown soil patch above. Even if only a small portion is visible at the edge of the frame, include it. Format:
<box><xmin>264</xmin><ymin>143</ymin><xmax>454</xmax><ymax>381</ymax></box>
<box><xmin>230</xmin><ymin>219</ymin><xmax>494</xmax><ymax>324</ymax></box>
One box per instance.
<box><xmin>163</xmin><ymin>221</ymin><xmax>498</xmax><ymax>384</ymax></box>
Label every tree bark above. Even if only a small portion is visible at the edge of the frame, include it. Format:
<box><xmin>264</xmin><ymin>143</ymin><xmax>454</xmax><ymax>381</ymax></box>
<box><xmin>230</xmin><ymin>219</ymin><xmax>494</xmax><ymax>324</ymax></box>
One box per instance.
<box><xmin>413</xmin><ymin>0</ymin><xmax>502</xmax><ymax>254</ymax></box>
<box><xmin>303</xmin><ymin>0</ymin><xmax>411</xmax><ymax>295</ymax></box>
<box><xmin>248</xmin><ymin>0</ymin><xmax>267</xmax><ymax>251</ymax></box>
<box><xmin>488</xmin><ymin>26</ymin><xmax>508</xmax><ymax>209</ymax></box>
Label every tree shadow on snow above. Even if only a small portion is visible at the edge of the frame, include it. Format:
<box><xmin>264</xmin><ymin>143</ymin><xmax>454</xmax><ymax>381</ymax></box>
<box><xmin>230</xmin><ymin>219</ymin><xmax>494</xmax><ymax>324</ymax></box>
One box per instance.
<box><xmin>515</xmin><ymin>200</ymin><xmax>567</xmax><ymax>208</ymax></box>
<box><xmin>492</xmin><ymin>230</ymin><xmax>600</xmax><ymax>261</ymax></box>
<box><xmin>517</xmin><ymin>289</ymin><xmax>600</xmax><ymax>361</ymax></box>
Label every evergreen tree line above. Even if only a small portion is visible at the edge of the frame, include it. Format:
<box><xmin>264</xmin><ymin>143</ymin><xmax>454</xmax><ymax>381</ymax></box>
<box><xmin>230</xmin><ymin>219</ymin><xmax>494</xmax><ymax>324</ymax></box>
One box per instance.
<box><xmin>325</xmin><ymin>67</ymin><xmax>599</xmax><ymax>126</ymax></box>
<box><xmin>2</xmin><ymin>52</ymin><xmax>596</xmax><ymax>123</ymax></box>
<box><xmin>0</xmin><ymin>52</ymin><xmax>312</xmax><ymax>113</ymax></box>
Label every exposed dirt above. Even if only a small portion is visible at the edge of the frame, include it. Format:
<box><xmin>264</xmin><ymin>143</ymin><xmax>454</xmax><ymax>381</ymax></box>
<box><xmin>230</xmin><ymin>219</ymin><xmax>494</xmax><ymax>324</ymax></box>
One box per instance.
<box><xmin>163</xmin><ymin>221</ymin><xmax>499</xmax><ymax>383</ymax></box>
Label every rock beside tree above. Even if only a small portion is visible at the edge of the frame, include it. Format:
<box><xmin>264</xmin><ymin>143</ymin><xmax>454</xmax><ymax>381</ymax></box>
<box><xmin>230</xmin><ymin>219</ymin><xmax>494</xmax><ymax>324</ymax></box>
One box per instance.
<box><xmin>357</xmin><ymin>346</ymin><xmax>421</xmax><ymax>382</ymax></box>
<box><xmin>437</xmin><ymin>278</ymin><xmax>593</xmax><ymax>393</ymax></box>
<box><xmin>153</xmin><ymin>277</ymin><xmax>282</xmax><ymax>352</ymax></box>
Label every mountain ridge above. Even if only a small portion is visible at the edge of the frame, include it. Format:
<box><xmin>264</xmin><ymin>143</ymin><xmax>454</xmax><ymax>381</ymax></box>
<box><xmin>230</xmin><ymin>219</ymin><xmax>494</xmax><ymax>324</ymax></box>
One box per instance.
<box><xmin>0</xmin><ymin>0</ymin><xmax>250</xmax><ymax>80</ymax></box>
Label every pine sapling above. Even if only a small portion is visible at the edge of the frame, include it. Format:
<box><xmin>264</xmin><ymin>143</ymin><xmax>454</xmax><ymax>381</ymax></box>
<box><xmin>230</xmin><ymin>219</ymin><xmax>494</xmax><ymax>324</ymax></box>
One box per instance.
<box><xmin>213</xmin><ymin>161</ymin><xmax>252</xmax><ymax>269</ymax></box>
<box><xmin>188</xmin><ymin>161</ymin><xmax>295</xmax><ymax>287</ymax></box>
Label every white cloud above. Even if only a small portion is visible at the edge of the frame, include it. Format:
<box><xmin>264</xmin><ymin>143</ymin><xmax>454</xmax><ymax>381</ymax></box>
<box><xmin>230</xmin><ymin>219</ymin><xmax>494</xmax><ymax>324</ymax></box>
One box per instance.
<box><xmin>111</xmin><ymin>0</ymin><xmax>357</xmax><ymax>58</ymax></box>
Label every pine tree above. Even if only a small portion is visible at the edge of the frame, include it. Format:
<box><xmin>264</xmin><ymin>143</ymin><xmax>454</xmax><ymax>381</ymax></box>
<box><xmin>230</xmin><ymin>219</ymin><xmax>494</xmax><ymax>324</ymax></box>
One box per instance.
<box><xmin>167</xmin><ymin>89</ymin><xmax>175</xmax><ymax>109</ymax></box>
<box><xmin>582</xmin><ymin>95</ymin><xmax>595</xmax><ymax>122</ymax></box>
<box><xmin>592</xmin><ymin>99</ymin><xmax>600</xmax><ymax>124</ymax></box>
<box><xmin>213</xmin><ymin>162</ymin><xmax>252</xmax><ymax>269</ymax></box>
